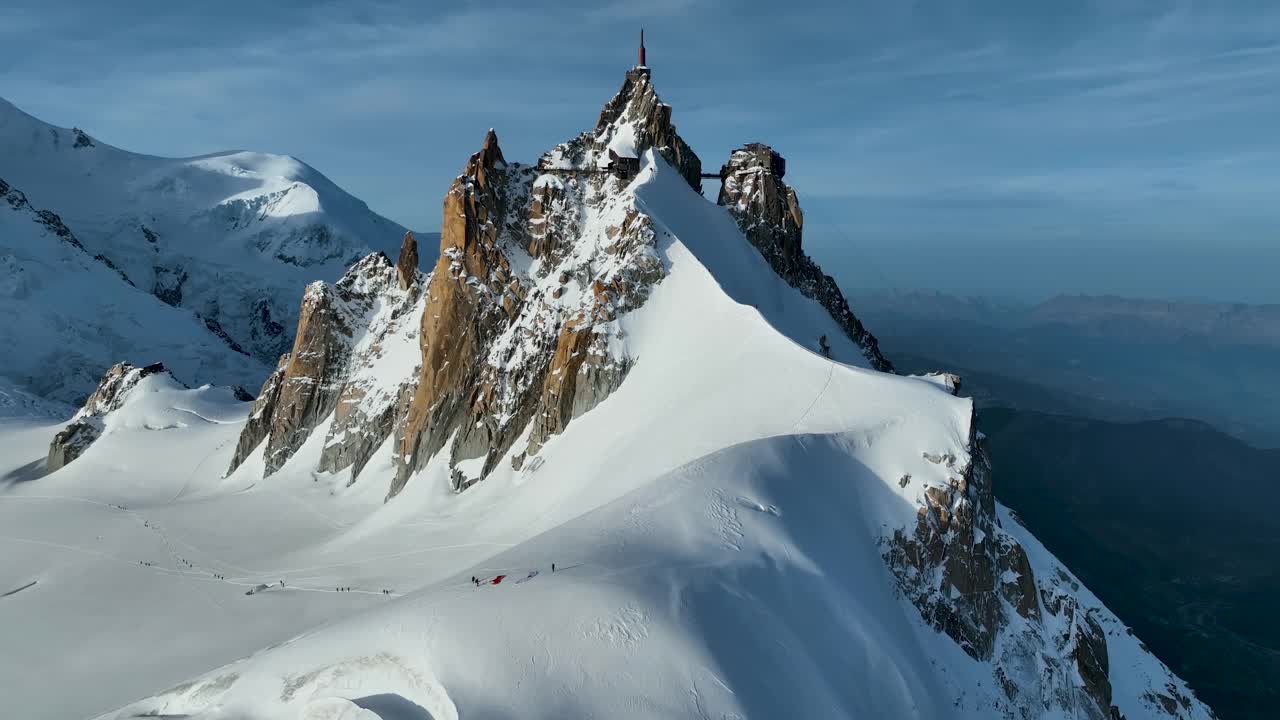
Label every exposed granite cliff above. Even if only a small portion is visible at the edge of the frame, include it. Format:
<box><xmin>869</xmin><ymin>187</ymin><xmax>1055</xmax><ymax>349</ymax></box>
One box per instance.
<box><xmin>225</xmin><ymin>237</ymin><xmax>425</xmax><ymax>481</ymax></box>
<box><xmin>882</xmin><ymin>406</ymin><xmax>1201</xmax><ymax>719</ymax></box>
<box><xmin>391</xmin><ymin>97</ymin><xmax>668</xmax><ymax>496</ymax></box>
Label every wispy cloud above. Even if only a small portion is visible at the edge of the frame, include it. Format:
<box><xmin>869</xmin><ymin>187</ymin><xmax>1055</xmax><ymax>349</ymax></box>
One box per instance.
<box><xmin>1</xmin><ymin>0</ymin><xmax>1276</xmax><ymax>299</ymax></box>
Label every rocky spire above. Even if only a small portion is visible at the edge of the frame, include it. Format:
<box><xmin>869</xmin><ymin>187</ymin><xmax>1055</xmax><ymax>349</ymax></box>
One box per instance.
<box><xmin>225</xmin><ymin>251</ymin><xmax>421</xmax><ymax>479</ymax></box>
<box><xmin>717</xmin><ymin>143</ymin><xmax>893</xmax><ymax>372</ymax></box>
<box><xmin>396</xmin><ymin>231</ymin><xmax>419</xmax><ymax>290</ymax></box>
<box><xmin>390</xmin><ymin>129</ymin><xmax>526</xmax><ymax>498</ymax></box>
<box><xmin>590</xmin><ymin>69</ymin><xmax>702</xmax><ymax>192</ymax></box>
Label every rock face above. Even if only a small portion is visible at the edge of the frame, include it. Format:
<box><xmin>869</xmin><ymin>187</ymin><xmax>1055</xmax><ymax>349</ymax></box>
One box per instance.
<box><xmin>46</xmin><ymin>362</ymin><xmax>170</xmax><ymax>471</ymax></box>
<box><xmin>47</xmin><ymin>420</ymin><xmax>102</xmax><ymax>472</ymax></box>
<box><xmin>227</xmin><ymin>354</ymin><xmax>289</xmax><ymax>475</ymax></box>
<box><xmin>391</xmin><ymin>128</ymin><xmax>526</xmax><ymax>495</ymax></box>
<box><xmin>230</xmin><ymin>68</ymin><xmax>681</xmax><ymax>497</ymax></box>
<box><xmin>716</xmin><ymin>144</ymin><xmax>893</xmax><ymax>372</ymax></box>
<box><xmin>391</xmin><ymin>115</ymin><xmax>664</xmax><ymax>496</ymax></box>
<box><xmin>882</xmin><ymin>414</ymin><xmax>1166</xmax><ymax>720</ymax></box>
<box><xmin>225</xmin><ymin>240</ymin><xmax>425</xmax><ymax>480</ymax></box>
<box><xmin>593</xmin><ymin>67</ymin><xmax>702</xmax><ymax>192</ymax></box>
<box><xmin>396</xmin><ymin>231</ymin><xmax>419</xmax><ymax>290</ymax></box>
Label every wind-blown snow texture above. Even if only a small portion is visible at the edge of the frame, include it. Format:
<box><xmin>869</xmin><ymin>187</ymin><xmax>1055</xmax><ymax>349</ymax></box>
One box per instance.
<box><xmin>0</xmin><ymin>71</ymin><xmax>1212</xmax><ymax>720</ymax></box>
<box><xmin>0</xmin><ymin>96</ymin><xmax>417</xmax><ymax>403</ymax></box>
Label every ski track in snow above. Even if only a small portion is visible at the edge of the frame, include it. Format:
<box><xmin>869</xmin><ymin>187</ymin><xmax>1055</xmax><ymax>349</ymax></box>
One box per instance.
<box><xmin>789</xmin><ymin>359</ymin><xmax>836</xmax><ymax>432</ymax></box>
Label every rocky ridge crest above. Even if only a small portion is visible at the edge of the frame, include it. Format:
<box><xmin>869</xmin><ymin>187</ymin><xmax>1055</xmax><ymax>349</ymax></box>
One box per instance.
<box><xmin>226</xmin><ymin>234</ymin><xmax>426</xmax><ymax>481</ymax></box>
<box><xmin>46</xmin><ymin>362</ymin><xmax>172</xmax><ymax>471</ymax></box>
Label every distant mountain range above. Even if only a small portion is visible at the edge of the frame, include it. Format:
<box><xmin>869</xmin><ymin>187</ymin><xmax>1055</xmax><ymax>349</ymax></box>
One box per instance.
<box><xmin>1032</xmin><ymin>295</ymin><xmax>1280</xmax><ymax>348</ymax></box>
<box><xmin>852</xmin><ymin>290</ymin><xmax>1280</xmax><ymax>349</ymax></box>
<box><xmin>851</xmin><ymin>289</ymin><xmax>1280</xmax><ymax>448</ymax></box>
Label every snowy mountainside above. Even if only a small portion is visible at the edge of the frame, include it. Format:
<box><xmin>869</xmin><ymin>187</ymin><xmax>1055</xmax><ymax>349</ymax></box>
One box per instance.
<box><xmin>227</xmin><ymin>232</ymin><xmax>428</xmax><ymax>483</ymax></box>
<box><xmin>1</xmin><ymin>176</ymin><xmax>265</xmax><ymax>402</ymax></box>
<box><xmin>228</xmin><ymin>67</ymin><xmax>896</xmax><ymax>503</ymax></box>
<box><xmin>0</xmin><ymin>96</ymin><xmax>419</xmax><ymax>378</ymax></box>
<box><xmin>0</xmin><ymin>67</ymin><xmax>1215</xmax><ymax>720</ymax></box>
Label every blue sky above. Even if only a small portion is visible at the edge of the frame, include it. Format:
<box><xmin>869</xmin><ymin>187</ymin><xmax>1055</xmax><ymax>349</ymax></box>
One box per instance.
<box><xmin>3</xmin><ymin>0</ymin><xmax>1279</xmax><ymax>302</ymax></box>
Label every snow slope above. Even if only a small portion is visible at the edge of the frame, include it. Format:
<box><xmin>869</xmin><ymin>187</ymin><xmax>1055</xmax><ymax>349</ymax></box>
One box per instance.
<box><xmin>1</xmin><ymin>177</ymin><xmax>267</xmax><ymax>401</ymax></box>
<box><xmin>0</xmin><ymin>154</ymin><xmax>1211</xmax><ymax>719</ymax></box>
<box><xmin>0</xmin><ymin>96</ymin><xmax>422</xmax><ymax>399</ymax></box>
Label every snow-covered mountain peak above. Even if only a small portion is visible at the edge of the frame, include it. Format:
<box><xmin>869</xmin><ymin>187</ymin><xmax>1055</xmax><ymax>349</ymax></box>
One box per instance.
<box><xmin>0</xmin><ymin>174</ymin><xmax>266</xmax><ymax>404</ymax></box>
<box><xmin>2</xmin><ymin>68</ymin><xmax>1216</xmax><ymax>720</ymax></box>
<box><xmin>0</xmin><ymin>96</ymin><xmax>411</xmax><ymax>379</ymax></box>
<box><xmin>222</xmin><ymin>66</ymin><xmax>899</xmax><ymax>501</ymax></box>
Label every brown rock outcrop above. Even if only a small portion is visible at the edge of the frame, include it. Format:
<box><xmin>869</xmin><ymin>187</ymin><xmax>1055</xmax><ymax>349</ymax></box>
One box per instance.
<box><xmin>886</xmin><ymin>416</ymin><xmax>1001</xmax><ymax>658</ymax></box>
<box><xmin>226</xmin><ymin>252</ymin><xmax>421</xmax><ymax>478</ymax></box>
<box><xmin>259</xmin><ymin>282</ymin><xmax>354</xmax><ymax>474</ymax></box>
<box><xmin>883</xmin><ymin>412</ymin><xmax>1148</xmax><ymax>719</ymax></box>
<box><xmin>46</xmin><ymin>362</ymin><xmax>171</xmax><ymax>472</ymax></box>
<box><xmin>391</xmin><ymin>89</ymin><xmax>676</xmax><ymax>497</ymax></box>
<box><xmin>523</xmin><ymin>320</ymin><xmax>630</xmax><ymax>459</ymax></box>
<box><xmin>47</xmin><ymin>420</ymin><xmax>102</xmax><ymax>472</ymax></box>
<box><xmin>593</xmin><ymin>68</ymin><xmax>702</xmax><ymax>192</ymax></box>
<box><xmin>396</xmin><ymin>231</ymin><xmax>420</xmax><ymax>290</ymax></box>
<box><xmin>716</xmin><ymin>144</ymin><xmax>893</xmax><ymax>372</ymax></box>
<box><xmin>390</xmin><ymin>129</ymin><xmax>527</xmax><ymax>497</ymax></box>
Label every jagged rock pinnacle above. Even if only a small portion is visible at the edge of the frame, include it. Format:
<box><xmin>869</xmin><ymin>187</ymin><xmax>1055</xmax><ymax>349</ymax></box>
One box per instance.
<box><xmin>396</xmin><ymin>231</ymin><xmax>419</xmax><ymax>290</ymax></box>
<box><xmin>481</xmin><ymin>129</ymin><xmax>505</xmax><ymax>166</ymax></box>
<box><xmin>590</xmin><ymin>69</ymin><xmax>700</xmax><ymax>191</ymax></box>
<box><xmin>717</xmin><ymin>143</ymin><xmax>893</xmax><ymax>372</ymax></box>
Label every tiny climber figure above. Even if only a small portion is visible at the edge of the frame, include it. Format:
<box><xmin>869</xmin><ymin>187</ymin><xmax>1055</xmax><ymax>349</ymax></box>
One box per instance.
<box><xmin>818</xmin><ymin>335</ymin><xmax>831</xmax><ymax>358</ymax></box>
<box><xmin>552</xmin><ymin>563</ymin><xmax>556</xmax><ymax>573</ymax></box>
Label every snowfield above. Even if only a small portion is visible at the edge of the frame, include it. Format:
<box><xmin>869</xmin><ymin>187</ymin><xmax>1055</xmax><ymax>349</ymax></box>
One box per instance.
<box><xmin>0</xmin><ymin>155</ymin><xmax>1209</xmax><ymax>719</ymax></box>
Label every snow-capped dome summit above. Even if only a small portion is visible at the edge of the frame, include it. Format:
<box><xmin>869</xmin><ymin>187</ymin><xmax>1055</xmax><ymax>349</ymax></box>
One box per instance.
<box><xmin>0</xmin><ymin>96</ymin><xmax>412</xmax><ymax>396</ymax></box>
